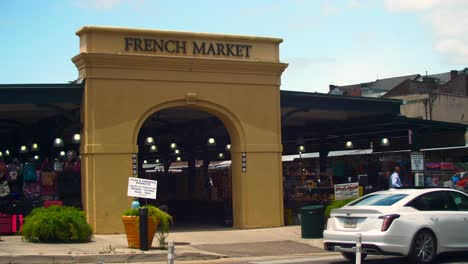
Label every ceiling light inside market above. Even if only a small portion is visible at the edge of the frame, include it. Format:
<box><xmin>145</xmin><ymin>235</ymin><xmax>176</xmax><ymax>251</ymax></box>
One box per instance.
<box><xmin>0</xmin><ymin>151</ymin><xmax>3</xmax><ymax>157</ymax></box>
<box><xmin>155</xmin><ymin>159</ymin><xmax>160</xmax><ymax>164</ymax></box>
<box><xmin>4</xmin><ymin>150</ymin><xmax>10</xmax><ymax>157</ymax></box>
<box><xmin>176</xmin><ymin>156</ymin><xmax>181</xmax><ymax>161</ymax></box>
<box><xmin>298</xmin><ymin>145</ymin><xmax>305</xmax><ymax>154</ymax></box>
<box><xmin>145</xmin><ymin>137</ymin><xmax>154</xmax><ymax>145</ymax></box>
<box><xmin>345</xmin><ymin>141</ymin><xmax>354</xmax><ymax>149</ymax></box>
<box><xmin>380</xmin><ymin>138</ymin><xmax>390</xmax><ymax>147</ymax></box>
<box><xmin>31</xmin><ymin>143</ymin><xmax>39</xmax><ymax>151</ymax></box>
<box><xmin>170</xmin><ymin>143</ymin><xmax>177</xmax><ymax>150</ymax></box>
<box><xmin>218</xmin><ymin>153</ymin><xmax>225</xmax><ymax>159</ymax></box>
<box><xmin>207</xmin><ymin>138</ymin><xmax>216</xmax><ymax>146</ymax></box>
<box><xmin>143</xmin><ymin>160</ymin><xmax>148</xmax><ymax>164</ymax></box>
<box><xmin>150</xmin><ymin>145</ymin><xmax>158</xmax><ymax>153</ymax></box>
<box><xmin>174</xmin><ymin>149</ymin><xmax>180</xmax><ymax>155</ymax></box>
<box><xmin>60</xmin><ymin>151</ymin><xmax>66</xmax><ymax>157</ymax></box>
<box><xmin>34</xmin><ymin>155</ymin><xmax>39</xmax><ymax>160</ymax></box>
<box><xmin>20</xmin><ymin>145</ymin><xmax>28</xmax><ymax>153</ymax></box>
<box><xmin>72</xmin><ymin>134</ymin><xmax>81</xmax><ymax>144</ymax></box>
<box><xmin>53</xmin><ymin>138</ymin><xmax>64</xmax><ymax>147</ymax></box>
<box><xmin>226</xmin><ymin>144</ymin><xmax>231</xmax><ymax>151</ymax></box>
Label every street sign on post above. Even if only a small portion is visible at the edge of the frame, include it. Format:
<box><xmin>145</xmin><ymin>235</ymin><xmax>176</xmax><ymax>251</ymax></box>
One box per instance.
<box><xmin>410</xmin><ymin>152</ymin><xmax>425</xmax><ymax>172</ymax></box>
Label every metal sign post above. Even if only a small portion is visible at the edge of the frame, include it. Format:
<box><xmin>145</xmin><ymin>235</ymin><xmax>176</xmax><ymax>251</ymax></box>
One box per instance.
<box><xmin>139</xmin><ymin>207</ymin><xmax>149</xmax><ymax>251</ymax></box>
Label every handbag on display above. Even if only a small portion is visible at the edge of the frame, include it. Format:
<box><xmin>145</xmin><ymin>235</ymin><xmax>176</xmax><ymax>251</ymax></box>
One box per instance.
<box><xmin>40</xmin><ymin>160</ymin><xmax>57</xmax><ymax>196</ymax></box>
<box><xmin>23</xmin><ymin>163</ymin><xmax>37</xmax><ymax>182</ymax></box>
<box><xmin>41</xmin><ymin>171</ymin><xmax>56</xmax><ymax>187</ymax></box>
<box><xmin>53</xmin><ymin>159</ymin><xmax>63</xmax><ymax>172</ymax></box>
<box><xmin>7</xmin><ymin>161</ymin><xmax>20</xmax><ymax>182</ymax></box>
<box><xmin>23</xmin><ymin>182</ymin><xmax>41</xmax><ymax>199</ymax></box>
<box><xmin>0</xmin><ymin>162</ymin><xmax>7</xmax><ymax>181</ymax></box>
<box><xmin>0</xmin><ymin>181</ymin><xmax>10</xmax><ymax>197</ymax></box>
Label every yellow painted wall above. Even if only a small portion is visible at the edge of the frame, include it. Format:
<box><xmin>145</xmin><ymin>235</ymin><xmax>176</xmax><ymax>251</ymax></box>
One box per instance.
<box><xmin>73</xmin><ymin>26</ymin><xmax>288</xmax><ymax>233</ymax></box>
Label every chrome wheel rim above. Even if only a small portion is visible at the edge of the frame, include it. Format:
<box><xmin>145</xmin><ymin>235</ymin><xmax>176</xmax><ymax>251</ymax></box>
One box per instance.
<box><xmin>415</xmin><ymin>233</ymin><xmax>435</xmax><ymax>263</ymax></box>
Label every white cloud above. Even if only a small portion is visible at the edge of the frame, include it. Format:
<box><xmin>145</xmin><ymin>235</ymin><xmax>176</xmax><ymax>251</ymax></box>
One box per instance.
<box><xmin>384</xmin><ymin>0</ymin><xmax>441</xmax><ymax>12</ymax></box>
<box><xmin>348</xmin><ymin>0</ymin><xmax>364</xmax><ymax>9</ymax></box>
<box><xmin>384</xmin><ymin>0</ymin><xmax>468</xmax><ymax>64</ymax></box>
<box><xmin>321</xmin><ymin>2</ymin><xmax>341</xmax><ymax>16</ymax></box>
<box><xmin>77</xmin><ymin>0</ymin><xmax>123</xmax><ymax>9</ymax></box>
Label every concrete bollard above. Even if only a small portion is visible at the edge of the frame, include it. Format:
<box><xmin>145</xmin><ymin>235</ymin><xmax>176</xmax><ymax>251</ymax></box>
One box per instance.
<box><xmin>167</xmin><ymin>240</ymin><xmax>175</xmax><ymax>264</ymax></box>
<box><xmin>356</xmin><ymin>233</ymin><xmax>362</xmax><ymax>264</ymax></box>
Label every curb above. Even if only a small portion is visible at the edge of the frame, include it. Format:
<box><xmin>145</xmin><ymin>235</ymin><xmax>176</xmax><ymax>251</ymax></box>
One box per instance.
<box><xmin>0</xmin><ymin>252</ymin><xmax>223</xmax><ymax>264</ymax></box>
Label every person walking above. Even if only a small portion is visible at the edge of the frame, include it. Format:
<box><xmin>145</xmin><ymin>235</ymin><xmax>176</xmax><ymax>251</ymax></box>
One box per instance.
<box><xmin>390</xmin><ymin>166</ymin><xmax>402</xmax><ymax>188</ymax></box>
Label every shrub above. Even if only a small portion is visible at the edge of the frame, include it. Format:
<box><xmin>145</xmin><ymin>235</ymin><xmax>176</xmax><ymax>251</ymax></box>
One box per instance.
<box><xmin>21</xmin><ymin>206</ymin><xmax>93</xmax><ymax>243</ymax></box>
<box><xmin>123</xmin><ymin>205</ymin><xmax>172</xmax><ymax>233</ymax></box>
<box><xmin>324</xmin><ymin>198</ymin><xmax>357</xmax><ymax>219</ymax></box>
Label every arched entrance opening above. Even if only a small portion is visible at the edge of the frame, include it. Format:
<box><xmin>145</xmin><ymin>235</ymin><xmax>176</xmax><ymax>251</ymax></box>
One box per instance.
<box><xmin>137</xmin><ymin>107</ymin><xmax>233</xmax><ymax>228</ymax></box>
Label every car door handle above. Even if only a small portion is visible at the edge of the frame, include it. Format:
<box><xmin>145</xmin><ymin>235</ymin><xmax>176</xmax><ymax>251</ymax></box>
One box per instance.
<box><xmin>430</xmin><ymin>217</ymin><xmax>438</xmax><ymax>222</ymax></box>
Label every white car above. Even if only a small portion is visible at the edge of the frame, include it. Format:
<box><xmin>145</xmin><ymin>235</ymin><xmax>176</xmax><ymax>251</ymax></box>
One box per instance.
<box><xmin>323</xmin><ymin>188</ymin><xmax>468</xmax><ymax>263</ymax></box>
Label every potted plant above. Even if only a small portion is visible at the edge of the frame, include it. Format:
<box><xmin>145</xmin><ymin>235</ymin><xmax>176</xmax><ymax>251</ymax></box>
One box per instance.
<box><xmin>122</xmin><ymin>205</ymin><xmax>172</xmax><ymax>248</ymax></box>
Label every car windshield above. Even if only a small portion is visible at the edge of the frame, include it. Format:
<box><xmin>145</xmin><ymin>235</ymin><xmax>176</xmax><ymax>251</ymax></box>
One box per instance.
<box><xmin>348</xmin><ymin>194</ymin><xmax>408</xmax><ymax>206</ymax></box>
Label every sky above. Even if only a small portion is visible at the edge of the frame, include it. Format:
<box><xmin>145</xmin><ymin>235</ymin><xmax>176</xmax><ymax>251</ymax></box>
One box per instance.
<box><xmin>1</xmin><ymin>0</ymin><xmax>467</xmax><ymax>93</ymax></box>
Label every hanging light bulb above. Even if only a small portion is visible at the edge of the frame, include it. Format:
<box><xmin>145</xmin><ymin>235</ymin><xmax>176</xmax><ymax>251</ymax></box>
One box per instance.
<box><xmin>170</xmin><ymin>143</ymin><xmax>177</xmax><ymax>150</ymax></box>
<box><xmin>59</xmin><ymin>151</ymin><xmax>66</xmax><ymax>157</ymax></box>
<box><xmin>298</xmin><ymin>145</ymin><xmax>305</xmax><ymax>154</ymax></box>
<box><xmin>31</xmin><ymin>143</ymin><xmax>39</xmax><ymax>151</ymax></box>
<box><xmin>150</xmin><ymin>145</ymin><xmax>158</xmax><ymax>153</ymax></box>
<box><xmin>143</xmin><ymin>160</ymin><xmax>148</xmax><ymax>164</ymax></box>
<box><xmin>145</xmin><ymin>137</ymin><xmax>154</xmax><ymax>146</ymax></box>
<box><xmin>155</xmin><ymin>159</ymin><xmax>160</xmax><ymax>164</ymax></box>
<box><xmin>72</xmin><ymin>134</ymin><xmax>81</xmax><ymax>144</ymax></box>
<box><xmin>174</xmin><ymin>149</ymin><xmax>180</xmax><ymax>155</ymax></box>
<box><xmin>226</xmin><ymin>144</ymin><xmax>231</xmax><ymax>151</ymax></box>
<box><xmin>53</xmin><ymin>138</ymin><xmax>64</xmax><ymax>147</ymax></box>
<box><xmin>5</xmin><ymin>150</ymin><xmax>10</xmax><ymax>157</ymax></box>
<box><xmin>34</xmin><ymin>155</ymin><xmax>39</xmax><ymax>160</ymax></box>
<box><xmin>207</xmin><ymin>138</ymin><xmax>216</xmax><ymax>146</ymax></box>
<box><xmin>20</xmin><ymin>145</ymin><xmax>29</xmax><ymax>153</ymax></box>
<box><xmin>176</xmin><ymin>156</ymin><xmax>182</xmax><ymax>162</ymax></box>
<box><xmin>380</xmin><ymin>138</ymin><xmax>390</xmax><ymax>147</ymax></box>
<box><xmin>0</xmin><ymin>151</ymin><xmax>3</xmax><ymax>158</ymax></box>
<box><xmin>218</xmin><ymin>153</ymin><xmax>225</xmax><ymax>159</ymax></box>
<box><xmin>345</xmin><ymin>141</ymin><xmax>354</xmax><ymax>149</ymax></box>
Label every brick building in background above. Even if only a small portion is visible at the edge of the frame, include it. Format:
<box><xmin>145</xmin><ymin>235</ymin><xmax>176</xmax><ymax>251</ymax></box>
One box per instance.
<box><xmin>329</xmin><ymin>68</ymin><xmax>468</xmax><ymax>142</ymax></box>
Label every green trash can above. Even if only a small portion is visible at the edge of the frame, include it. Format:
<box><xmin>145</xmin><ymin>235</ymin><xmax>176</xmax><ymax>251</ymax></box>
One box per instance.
<box><xmin>300</xmin><ymin>205</ymin><xmax>324</xmax><ymax>238</ymax></box>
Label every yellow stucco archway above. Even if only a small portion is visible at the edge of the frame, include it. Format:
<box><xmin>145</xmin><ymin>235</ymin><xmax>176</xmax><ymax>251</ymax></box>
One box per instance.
<box><xmin>72</xmin><ymin>26</ymin><xmax>288</xmax><ymax>234</ymax></box>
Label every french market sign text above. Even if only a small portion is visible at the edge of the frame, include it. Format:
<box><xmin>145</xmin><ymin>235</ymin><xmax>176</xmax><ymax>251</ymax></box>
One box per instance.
<box><xmin>124</xmin><ymin>37</ymin><xmax>253</xmax><ymax>58</ymax></box>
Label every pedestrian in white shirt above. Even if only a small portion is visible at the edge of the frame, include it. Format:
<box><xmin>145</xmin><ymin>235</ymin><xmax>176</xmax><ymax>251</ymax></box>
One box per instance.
<box><xmin>390</xmin><ymin>166</ymin><xmax>402</xmax><ymax>188</ymax></box>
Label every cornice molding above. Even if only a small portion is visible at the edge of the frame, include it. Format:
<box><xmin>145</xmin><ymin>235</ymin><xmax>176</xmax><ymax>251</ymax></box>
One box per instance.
<box><xmin>76</xmin><ymin>26</ymin><xmax>283</xmax><ymax>44</ymax></box>
<box><xmin>72</xmin><ymin>52</ymin><xmax>288</xmax><ymax>76</ymax></box>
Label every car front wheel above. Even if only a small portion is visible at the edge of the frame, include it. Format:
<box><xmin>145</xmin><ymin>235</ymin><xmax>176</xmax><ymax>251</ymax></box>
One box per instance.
<box><xmin>341</xmin><ymin>252</ymin><xmax>367</xmax><ymax>261</ymax></box>
<box><xmin>409</xmin><ymin>230</ymin><xmax>437</xmax><ymax>264</ymax></box>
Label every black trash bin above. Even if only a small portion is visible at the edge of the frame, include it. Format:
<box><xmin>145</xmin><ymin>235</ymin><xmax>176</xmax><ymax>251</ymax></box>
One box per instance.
<box><xmin>300</xmin><ymin>205</ymin><xmax>325</xmax><ymax>238</ymax></box>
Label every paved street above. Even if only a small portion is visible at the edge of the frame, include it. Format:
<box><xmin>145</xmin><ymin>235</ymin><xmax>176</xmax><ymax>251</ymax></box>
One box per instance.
<box><xmin>2</xmin><ymin>226</ymin><xmax>468</xmax><ymax>264</ymax></box>
<box><xmin>104</xmin><ymin>252</ymin><xmax>468</xmax><ymax>264</ymax></box>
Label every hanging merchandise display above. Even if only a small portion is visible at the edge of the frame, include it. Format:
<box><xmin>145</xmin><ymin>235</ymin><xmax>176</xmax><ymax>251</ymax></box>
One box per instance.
<box><xmin>0</xmin><ymin>181</ymin><xmax>10</xmax><ymax>197</ymax></box>
<box><xmin>57</xmin><ymin>150</ymin><xmax>81</xmax><ymax>207</ymax></box>
<box><xmin>40</xmin><ymin>159</ymin><xmax>57</xmax><ymax>196</ymax></box>
<box><xmin>53</xmin><ymin>158</ymin><xmax>63</xmax><ymax>172</ymax></box>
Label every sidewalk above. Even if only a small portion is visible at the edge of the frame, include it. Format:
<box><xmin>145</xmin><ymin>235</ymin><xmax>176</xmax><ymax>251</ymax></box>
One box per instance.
<box><xmin>0</xmin><ymin>226</ymin><xmax>330</xmax><ymax>264</ymax></box>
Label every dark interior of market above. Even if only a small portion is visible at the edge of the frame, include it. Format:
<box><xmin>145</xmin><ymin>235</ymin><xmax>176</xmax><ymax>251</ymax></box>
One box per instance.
<box><xmin>137</xmin><ymin>107</ymin><xmax>233</xmax><ymax>228</ymax></box>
